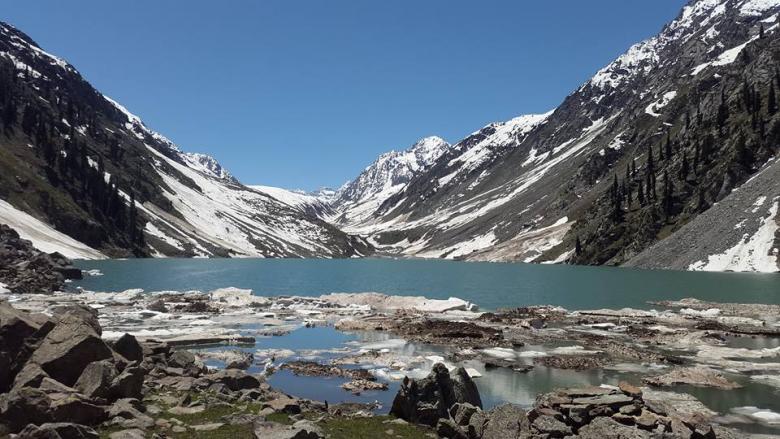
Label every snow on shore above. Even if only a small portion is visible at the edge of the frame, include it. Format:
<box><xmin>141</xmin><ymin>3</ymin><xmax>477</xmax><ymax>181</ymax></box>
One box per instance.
<box><xmin>0</xmin><ymin>199</ymin><xmax>105</xmax><ymax>260</ymax></box>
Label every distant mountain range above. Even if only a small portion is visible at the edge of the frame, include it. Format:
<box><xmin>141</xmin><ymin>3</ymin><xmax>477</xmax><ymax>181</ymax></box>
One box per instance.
<box><xmin>0</xmin><ymin>0</ymin><xmax>777</xmax><ymax>272</ymax></box>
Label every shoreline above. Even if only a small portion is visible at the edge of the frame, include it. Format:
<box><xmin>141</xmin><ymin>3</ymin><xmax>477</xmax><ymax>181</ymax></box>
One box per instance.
<box><xmin>4</xmin><ymin>283</ymin><xmax>780</xmax><ymax>437</ymax></box>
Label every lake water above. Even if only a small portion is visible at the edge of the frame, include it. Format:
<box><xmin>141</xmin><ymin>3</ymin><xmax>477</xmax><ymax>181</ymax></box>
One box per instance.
<box><xmin>74</xmin><ymin>258</ymin><xmax>780</xmax><ymax>310</ymax></box>
<box><xmin>72</xmin><ymin>258</ymin><xmax>780</xmax><ymax>434</ymax></box>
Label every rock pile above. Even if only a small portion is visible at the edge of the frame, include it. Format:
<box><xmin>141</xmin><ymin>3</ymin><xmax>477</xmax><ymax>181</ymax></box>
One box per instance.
<box><xmin>390</xmin><ymin>363</ymin><xmax>482</xmax><ymax>427</ymax></box>
<box><xmin>0</xmin><ymin>224</ymin><xmax>82</xmax><ymax>294</ymax></box>
<box><xmin>0</xmin><ymin>300</ymin><xmax>295</xmax><ymax>438</ymax></box>
<box><xmin>391</xmin><ymin>365</ymin><xmax>741</xmax><ymax>438</ymax></box>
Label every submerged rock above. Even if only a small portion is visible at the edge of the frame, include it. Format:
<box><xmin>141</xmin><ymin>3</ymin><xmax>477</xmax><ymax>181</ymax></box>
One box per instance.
<box><xmin>643</xmin><ymin>366</ymin><xmax>742</xmax><ymax>390</ymax></box>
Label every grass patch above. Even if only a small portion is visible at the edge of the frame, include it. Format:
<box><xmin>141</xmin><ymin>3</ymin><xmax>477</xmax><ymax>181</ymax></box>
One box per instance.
<box><xmin>320</xmin><ymin>415</ymin><xmax>432</xmax><ymax>439</ymax></box>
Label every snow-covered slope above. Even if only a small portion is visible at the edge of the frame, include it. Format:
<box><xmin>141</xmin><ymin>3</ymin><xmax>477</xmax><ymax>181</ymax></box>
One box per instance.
<box><xmin>100</xmin><ymin>98</ymin><xmax>368</xmax><ymax>258</ymax></box>
<box><xmin>318</xmin><ymin>0</ymin><xmax>780</xmax><ymax>269</ymax></box>
<box><xmin>0</xmin><ymin>199</ymin><xmax>105</xmax><ymax>259</ymax></box>
<box><xmin>0</xmin><ymin>22</ymin><xmax>369</xmax><ymax>259</ymax></box>
<box><xmin>329</xmin><ymin>136</ymin><xmax>450</xmax><ymax>226</ymax></box>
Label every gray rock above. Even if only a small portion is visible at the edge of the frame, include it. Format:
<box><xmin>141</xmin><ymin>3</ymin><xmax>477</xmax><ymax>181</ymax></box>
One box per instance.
<box><xmin>75</xmin><ymin>360</ymin><xmax>117</xmax><ymax>399</ymax></box>
<box><xmin>577</xmin><ymin>417</ymin><xmax>651</xmax><ymax>439</ymax></box>
<box><xmin>531</xmin><ymin>414</ymin><xmax>572</xmax><ymax>436</ymax></box>
<box><xmin>252</xmin><ymin>420</ymin><xmax>323</xmax><ymax>439</ymax></box>
<box><xmin>110</xmin><ymin>366</ymin><xmax>144</xmax><ymax>399</ymax></box>
<box><xmin>389</xmin><ymin>363</ymin><xmax>482</xmax><ymax>426</ymax></box>
<box><xmin>262</xmin><ymin>396</ymin><xmax>301</xmax><ymax>414</ymax></box>
<box><xmin>167</xmin><ymin>350</ymin><xmax>197</xmax><ymax>369</ymax></box>
<box><xmin>108</xmin><ymin>429</ymin><xmax>146</xmax><ymax>439</ymax></box>
<box><xmin>226</xmin><ymin>351</ymin><xmax>254</xmax><ymax>370</ymax></box>
<box><xmin>12</xmin><ymin>362</ymin><xmax>48</xmax><ymax>390</ymax></box>
<box><xmin>451</xmin><ymin>402</ymin><xmax>479</xmax><ymax>426</ymax></box>
<box><xmin>107</xmin><ymin>398</ymin><xmax>153</xmax><ymax>429</ymax></box>
<box><xmin>208</xmin><ymin>369</ymin><xmax>262</xmax><ymax>391</ymax></box>
<box><xmin>30</xmin><ymin>312</ymin><xmax>113</xmax><ymax>386</ymax></box>
<box><xmin>481</xmin><ymin>404</ymin><xmax>530</xmax><ymax>439</ymax></box>
<box><xmin>572</xmin><ymin>394</ymin><xmax>634</xmax><ymax>409</ymax></box>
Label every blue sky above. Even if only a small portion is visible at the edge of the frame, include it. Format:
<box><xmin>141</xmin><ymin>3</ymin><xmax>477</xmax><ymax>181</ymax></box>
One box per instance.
<box><xmin>4</xmin><ymin>1</ymin><xmax>686</xmax><ymax>190</ymax></box>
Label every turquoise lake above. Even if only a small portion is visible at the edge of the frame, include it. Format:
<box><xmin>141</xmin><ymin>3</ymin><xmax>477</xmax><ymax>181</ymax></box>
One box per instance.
<box><xmin>74</xmin><ymin>258</ymin><xmax>780</xmax><ymax>310</ymax></box>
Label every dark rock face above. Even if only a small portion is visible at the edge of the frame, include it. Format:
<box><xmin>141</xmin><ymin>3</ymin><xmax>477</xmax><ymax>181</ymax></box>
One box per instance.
<box><xmin>0</xmin><ymin>225</ymin><xmax>81</xmax><ymax>294</ymax></box>
<box><xmin>390</xmin><ymin>363</ymin><xmax>482</xmax><ymax>427</ymax></box>
<box><xmin>112</xmin><ymin>334</ymin><xmax>143</xmax><ymax>362</ymax></box>
<box><xmin>17</xmin><ymin>422</ymin><xmax>99</xmax><ymax>439</ymax></box>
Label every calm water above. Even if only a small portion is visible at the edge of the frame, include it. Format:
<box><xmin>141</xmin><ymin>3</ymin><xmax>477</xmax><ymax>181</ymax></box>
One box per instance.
<box><xmin>75</xmin><ymin>258</ymin><xmax>780</xmax><ymax>310</ymax></box>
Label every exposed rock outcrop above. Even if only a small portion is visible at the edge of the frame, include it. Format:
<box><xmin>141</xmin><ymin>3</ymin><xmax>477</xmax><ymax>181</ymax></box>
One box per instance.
<box><xmin>390</xmin><ymin>363</ymin><xmax>482</xmax><ymax>426</ymax></box>
<box><xmin>0</xmin><ymin>224</ymin><xmax>82</xmax><ymax>294</ymax></box>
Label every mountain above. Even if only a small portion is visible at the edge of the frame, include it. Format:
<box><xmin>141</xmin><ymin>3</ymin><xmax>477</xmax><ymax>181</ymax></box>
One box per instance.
<box><xmin>0</xmin><ymin>22</ymin><xmax>370</xmax><ymax>259</ymax></box>
<box><xmin>328</xmin><ymin>136</ymin><xmax>450</xmax><ymax>228</ymax></box>
<box><xmin>319</xmin><ymin>0</ymin><xmax>780</xmax><ymax>271</ymax></box>
<box><xmin>0</xmin><ymin>0</ymin><xmax>778</xmax><ymax>272</ymax></box>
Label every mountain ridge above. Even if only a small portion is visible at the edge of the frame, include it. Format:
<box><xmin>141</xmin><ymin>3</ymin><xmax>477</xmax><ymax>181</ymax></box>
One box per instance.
<box><xmin>0</xmin><ymin>0</ymin><xmax>777</xmax><ymax>272</ymax></box>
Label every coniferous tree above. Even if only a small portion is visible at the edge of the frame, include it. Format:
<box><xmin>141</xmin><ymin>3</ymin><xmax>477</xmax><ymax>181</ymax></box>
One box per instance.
<box><xmin>575</xmin><ymin>236</ymin><xmax>583</xmax><ymax>256</ymax></box>
<box><xmin>769</xmin><ymin>82</ymin><xmax>777</xmax><ymax>115</ymax></box>
<box><xmin>680</xmin><ymin>152</ymin><xmax>689</xmax><ymax>181</ymax></box>
<box><xmin>760</xmin><ymin>23</ymin><xmax>765</xmax><ymax>39</ymax></box>
<box><xmin>662</xmin><ymin>170</ymin><xmax>673</xmax><ymax>220</ymax></box>
<box><xmin>637</xmin><ymin>179</ymin><xmax>645</xmax><ymax>206</ymax></box>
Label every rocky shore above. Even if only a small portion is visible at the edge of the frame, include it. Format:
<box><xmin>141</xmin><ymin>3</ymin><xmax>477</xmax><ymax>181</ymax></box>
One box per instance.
<box><xmin>0</xmin><ymin>224</ymin><xmax>83</xmax><ymax>295</ymax></box>
<box><xmin>2</xmin><ymin>283</ymin><xmax>780</xmax><ymax>437</ymax></box>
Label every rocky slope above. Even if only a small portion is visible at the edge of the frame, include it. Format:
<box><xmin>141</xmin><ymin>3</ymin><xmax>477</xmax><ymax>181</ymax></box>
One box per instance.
<box><xmin>0</xmin><ymin>22</ymin><xmax>369</xmax><ymax>259</ymax></box>
<box><xmin>315</xmin><ymin>0</ymin><xmax>780</xmax><ymax>272</ymax></box>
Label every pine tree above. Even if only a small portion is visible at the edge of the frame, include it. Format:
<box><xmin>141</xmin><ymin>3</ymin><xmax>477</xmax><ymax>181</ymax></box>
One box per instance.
<box><xmin>575</xmin><ymin>236</ymin><xmax>583</xmax><ymax>256</ymax></box>
<box><xmin>638</xmin><ymin>179</ymin><xmax>645</xmax><ymax>206</ymax></box>
<box><xmin>760</xmin><ymin>23</ymin><xmax>765</xmax><ymax>39</ymax></box>
<box><xmin>662</xmin><ymin>170</ymin><xmax>673</xmax><ymax>220</ymax></box>
<box><xmin>680</xmin><ymin>152</ymin><xmax>689</xmax><ymax>181</ymax></box>
<box><xmin>769</xmin><ymin>81</ymin><xmax>777</xmax><ymax>115</ymax></box>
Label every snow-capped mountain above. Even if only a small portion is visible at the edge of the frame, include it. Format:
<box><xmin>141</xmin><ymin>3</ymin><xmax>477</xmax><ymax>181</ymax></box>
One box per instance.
<box><xmin>319</xmin><ymin>0</ymin><xmax>780</xmax><ymax>271</ymax></box>
<box><xmin>0</xmin><ymin>22</ymin><xmax>369</xmax><ymax>259</ymax></box>
<box><xmin>0</xmin><ymin>0</ymin><xmax>777</xmax><ymax>271</ymax></box>
<box><xmin>328</xmin><ymin>136</ymin><xmax>450</xmax><ymax>226</ymax></box>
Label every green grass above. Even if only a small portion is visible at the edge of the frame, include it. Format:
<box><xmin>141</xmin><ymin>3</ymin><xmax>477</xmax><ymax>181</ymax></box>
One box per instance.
<box><xmin>321</xmin><ymin>416</ymin><xmax>432</xmax><ymax>439</ymax></box>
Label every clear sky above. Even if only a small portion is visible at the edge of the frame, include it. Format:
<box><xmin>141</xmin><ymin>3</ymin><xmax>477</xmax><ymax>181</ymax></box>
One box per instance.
<box><xmin>4</xmin><ymin>1</ymin><xmax>686</xmax><ymax>191</ymax></box>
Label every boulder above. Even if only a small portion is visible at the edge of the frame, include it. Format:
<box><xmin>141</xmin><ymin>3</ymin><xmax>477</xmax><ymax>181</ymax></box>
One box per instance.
<box><xmin>30</xmin><ymin>313</ymin><xmax>113</xmax><ymax>386</ymax></box>
<box><xmin>252</xmin><ymin>420</ymin><xmax>323</xmax><ymax>439</ymax></box>
<box><xmin>262</xmin><ymin>396</ymin><xmax>302</xmax><ymax>414</ymax></box>
<box><xmin>110</xmin><ymin>366</ymin><xmax>144</xmax><ymax>400</ymax></box>
<box><xmin>481</xmin><ymin>404</ymin><xmax>530</xmax><ymax>439</ymax></box>
<box><xmin>167</xmin><ymin>350</ymin><xmax>197</xmax><ymax>368</ymax></box>
<box><xmin>389</xmin><ymin>363</ymin><xmax>482</xmax><ymax>426</ymax></box>
<box><xmin>450</xmin><ymin>402</ymin><xmax>478</xmax><ymax>426</ymax></box>
<box><xmin>577</xmin><ymin>416</ymin><xmax>651</xmax><ymax>439</ymax></box>
<box><xmin>12</xmin><ymin>362</ymin><xmax>49</xmax><ymax>390</ymax></box>
<box><xmin>108</xmin><ymin>429</ymin><xmax>146</xmax><ymax>439</ymax></box>
<box><xmin>17</xmin><ymin>422</ymin><xmax>99</xmax><ymax>439</ymax></box>
<box><xmin>75</xmin><ymin>360</ymin><xmax>118</xmax><ymax>399</ymax></box>
<box><xmin>208</xmin><ymin>369</ymin><xmax>262</xmax><ymax>391</ymax></box>
<box><xmin>531</xmin><ymin>414</ymin><xmax>572</xmax><ymax>436</ymax></box>
<box><xmin>50</xmin><ymin>305</ymin><xmax>101</xmax><ymax>336</ymax></box>
<box><xmin>436</xmin><ymin>418</ymin><xmax>468</xmax><ymax>439</ymax></box>
<box><xmin>108</xmin><ymin>398</ymin><xmax>154</xmax><ymax>430</ymax></box>
<box><xmin>0</xmin><ymin>387</ymin><xmax>53</xmax><ymax>433</ymax></box>
<box><xmin>226</xmin><ymin>351</ymin><xmax>254</xmax><ymax>370</ymax></box>
<box><xmin>0</xmin><ymin>301</ymin><xmax>40</xmax><ymax>391</ymax></box>
<box><xmin>112</xmin><ymin>334</ymin><xmax>143</xmax><ymax>362</ymax></box>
